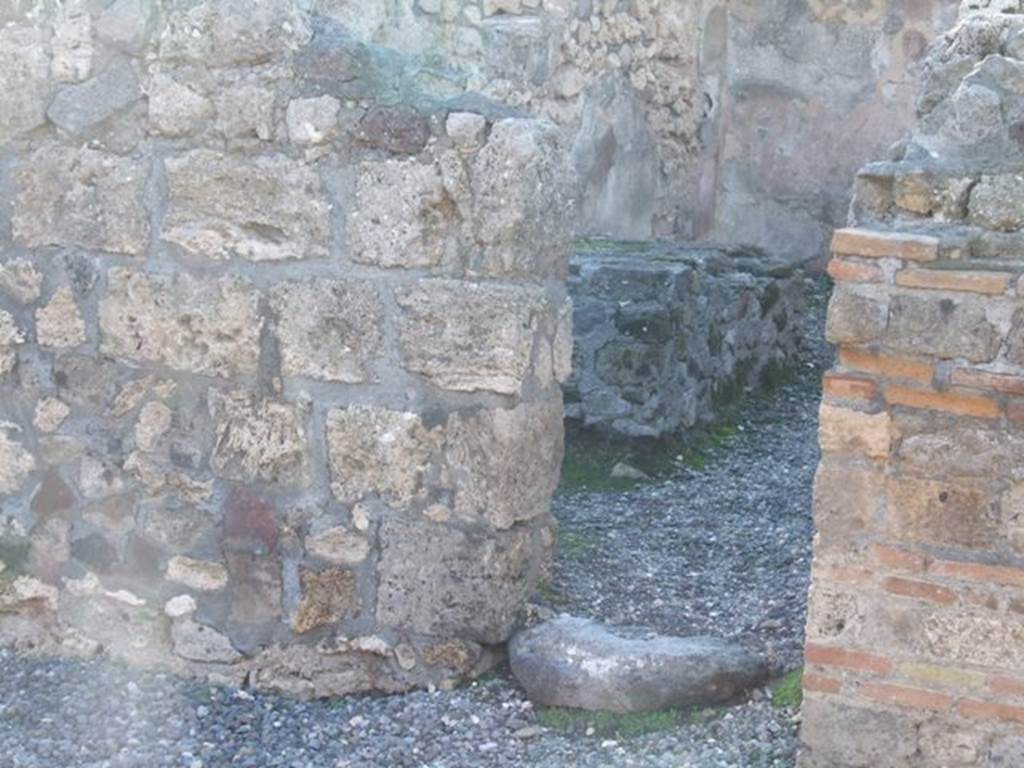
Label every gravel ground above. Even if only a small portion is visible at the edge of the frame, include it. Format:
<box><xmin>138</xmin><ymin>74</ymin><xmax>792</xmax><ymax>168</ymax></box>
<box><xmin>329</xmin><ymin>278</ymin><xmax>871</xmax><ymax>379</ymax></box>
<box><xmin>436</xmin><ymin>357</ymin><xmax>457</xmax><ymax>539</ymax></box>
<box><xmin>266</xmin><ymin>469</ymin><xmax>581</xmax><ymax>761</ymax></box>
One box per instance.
<box><xmin>0</xmin><ymin>286</ymin><xmax>831</xmax><ymax>768</ymax></box>
<box><xmin>546</xmin><ymin>297</ymin><xmax>831</xmax><ymax>677</ymax></box>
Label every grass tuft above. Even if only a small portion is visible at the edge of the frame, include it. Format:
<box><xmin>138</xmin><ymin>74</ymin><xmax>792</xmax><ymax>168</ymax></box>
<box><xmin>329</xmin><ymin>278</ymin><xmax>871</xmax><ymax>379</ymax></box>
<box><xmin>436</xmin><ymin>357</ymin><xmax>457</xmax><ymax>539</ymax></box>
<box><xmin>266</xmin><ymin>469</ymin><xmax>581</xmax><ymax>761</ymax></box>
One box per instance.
<box><xmin>771</xmin><ymin>668</ymin><xmax>804</xmax><ymax>710</ymax></box>
<box><xmin>536</xmin><ymin>706</ymin><xmax>694</xmax><ymax>738</ymax></box>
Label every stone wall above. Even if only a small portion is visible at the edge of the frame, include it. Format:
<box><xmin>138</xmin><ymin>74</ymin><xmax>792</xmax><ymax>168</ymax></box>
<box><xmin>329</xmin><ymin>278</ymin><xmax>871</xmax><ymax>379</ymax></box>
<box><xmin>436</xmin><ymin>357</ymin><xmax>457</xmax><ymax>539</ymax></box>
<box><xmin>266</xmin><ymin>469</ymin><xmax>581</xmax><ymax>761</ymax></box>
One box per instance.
<box><xmin>565</xmin><ymin>241</ymin><xmax>804</xmax><ymax>438</ymax></box>
<box><xmin>0</xmin><ymin>1</ymin><xmax>574</xmax><ymax>696</ymax></box>
<box><xmin>317</xmin><ymin>0</ymin><xmax>960</xmax><ymax>263</ymax></box>
<box><xmin>801</xmin><ymin>5</ymin><xmax>1024</xmax><ymax>764</ymax></box>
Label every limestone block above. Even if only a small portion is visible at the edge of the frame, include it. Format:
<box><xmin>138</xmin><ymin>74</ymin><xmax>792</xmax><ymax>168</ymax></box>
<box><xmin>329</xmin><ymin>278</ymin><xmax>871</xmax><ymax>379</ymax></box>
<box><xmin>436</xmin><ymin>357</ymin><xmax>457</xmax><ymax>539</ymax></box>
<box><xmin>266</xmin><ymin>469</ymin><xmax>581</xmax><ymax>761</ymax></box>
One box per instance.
<box><xmin>885</xmin><ymin>475</ymin><xmax>998</xmax><ymax>549</ymax></box>
<box><xmin>286</xmin><ymin>95</ymin><xmax>340</xmax><ymax>145</ymax></box>
<box><xmin>214</xmin><ymin>83</ymin><xmax>276</xmax><ymax>140</ymax></box>
<box><xmin>443</xmin><ymin>399</ymin><xmax>563</xmax><ymax>530</ymax></box>
<box><xmin>0</xmin><ymin>259</ymin><xmax>43</xmax><ymax>304</ymax></box>
<box><xmin>446</xmin><ymin>112</ymin><xmax>487</xmax><ymax>151</ymax></box>
<box><xmin>171</xmin><ymin>619</ymin><xmax>242</xmax><ymax>663</ymax></box>
<box><xmin>292</xmin><ymin>568</ymin><xmax>359</xmax><ymax>634</ymax></box>
<box><xmin>134</xmin><ymin>401</ymin><xmax>172</xmax><ymax>452</ymax></box>
<box><xmin>50</xmin><ymin>3</ymin><xmax>92</xmax><ymax>83</ymax></box>
<box><xmin>142</xmin><ymin>504</ymin><xmax>216</xmax><ymax>550</ymax></box>
<box><xmin>813</xmin><ymin>463</ymin><xmax>885</xmax><ymax>539</ymax></box>
<box><xmin>886</xmin><ymin>293</ymin><xmax>1000</xmax><ymax>363</ymax></box>
<box><xmin>164</xmin><ymin>594</ymin><xmax>197</xmax><ymax>619</ymax></box>
<box><xmin>306</xmin><ymin>527</ymin><xmax>370</xmax><ymax>565</ymax></box>
<box><xmin>469</xmin><ymin>118</ymin><xmax>574</xmax><ymax>278</ymax></box>
<box><xmin>0</xmin><ymin>423</ymin><xmax>34</xmax><ymax>497</ymax></box>
<box><xmin>0</xmin><ymin>576</ymin><xmax>59</xmax><ymax>613</ymax></box>
<box><xmin>270</xmin><ymin>279</ymin><xmax>383</xmax><ymax>383</ymax></box>
<box><xmin>968</xmin><ymin>174</ymin><xmax>1024</xmax><ymax>231</ymax></box>
<box><xmin>799</xmin><ymin>697</ymin><xmax>920</xmax><ymax>768</ymax></box>
<box><xmin>147</xmin><ymin>75</ymin><xmax>213</xmax><ymax>136</ymax></box>
<box><xmin>33</xmin><ymin>398</ymin><xmax>70</xmax><ymax>434</ymax></box>
<box><xmin>376</xmin><ymin>519</ymin><xmax>541</xmax><ymax>644</ymax></box>
<box><xmin>395</xmin><ymin>280</ymin><xmax>546</xmax><ymax>394</ymax></box>
<box><xmin>326</xmin><ymin>406</ymin><xmax>443</xmax><ymax>505</ymax></box>
<box><xmin>97</xmin><ymin>0</ymin><xmax>157</xmax><ymax>55</ymax></box>
<box><xmin>209</xmin><ymin>391</ymin><xmax>310</xmax><ymax>488</ymax></box>
<box><xmin>924</xmin><ymin>611</ymin><xmax>1024</xmax><ymax>668</ymax></box>
<box><xmin>819</xmin><ymin>403</ymin><xmax>895</xmax><ymax>460</ymax></box>
<box><xmin>47</xmin><ymin>62</ymin><xmax>141</xmax><ymax>135</ymax></box>
<box><xmin>98</xmin><ymin>268</ymin><xmax>261</xmax><ymax>378</ymax></box>
<box><xmin>0</xmin><ymin>25</ymin><xmax>51</xmax><ymax>144</ymax></box>
<box><xmin>35</xmin><ymin>288</ymin><xmax>86</xmax><ymax>349</ymax></box>
<box><xmin>0</xmin><ymin>310</ymin><xmax>25</xmax><ymax>378</ymax></box>
<box><xmin>163</xmin><ymin>150</ymin><xmax>329</xmax><ymax>261</ymax></box>
<box><xmin>825</xmin><ymin>285</ymin><xmax>888</xmax><ymax>345</ymax></box>
<box><xmin>13</xmin><ymin>146</ymin><xmax>149</xmax><ymax>256</ymax></box>
<box><xmin>158</xmin><ymin>0</ymin><xmax>312</xmax><ymax>68</ymax></box>
<box><xmin>166</xmin><ymin>556</ymin><xmax>228</xmax><ymax>591</ymax></box>
<box><xmin>349</xmin><ymin>158</ymin><xmax>454</xmax><ymax>268</ymax></box>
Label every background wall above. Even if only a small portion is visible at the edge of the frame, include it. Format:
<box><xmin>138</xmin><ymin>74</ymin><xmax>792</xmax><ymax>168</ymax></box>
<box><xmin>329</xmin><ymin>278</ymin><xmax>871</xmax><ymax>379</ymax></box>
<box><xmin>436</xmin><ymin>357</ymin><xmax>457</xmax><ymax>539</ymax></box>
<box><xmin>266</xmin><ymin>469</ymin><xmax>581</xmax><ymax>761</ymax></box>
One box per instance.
<box><xmin>316</xmin><ymin>0</ymin><xmax>960</xmax><ymax>263</ymax></box>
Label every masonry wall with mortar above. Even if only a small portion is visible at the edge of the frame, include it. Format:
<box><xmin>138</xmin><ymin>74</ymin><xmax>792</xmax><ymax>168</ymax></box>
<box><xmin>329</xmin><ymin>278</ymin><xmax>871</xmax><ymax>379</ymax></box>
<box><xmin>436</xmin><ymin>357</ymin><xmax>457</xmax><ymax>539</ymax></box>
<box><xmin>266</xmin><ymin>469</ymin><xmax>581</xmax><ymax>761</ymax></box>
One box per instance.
<box><xmin>801</xmin><ymin>4</ymin><xmax>1024</xmax><ymax>763</ymax></box>
<box><xmin>0</xmin><ymin>0</ymin><xmax>575</xmax><ymax>696</ymax></box>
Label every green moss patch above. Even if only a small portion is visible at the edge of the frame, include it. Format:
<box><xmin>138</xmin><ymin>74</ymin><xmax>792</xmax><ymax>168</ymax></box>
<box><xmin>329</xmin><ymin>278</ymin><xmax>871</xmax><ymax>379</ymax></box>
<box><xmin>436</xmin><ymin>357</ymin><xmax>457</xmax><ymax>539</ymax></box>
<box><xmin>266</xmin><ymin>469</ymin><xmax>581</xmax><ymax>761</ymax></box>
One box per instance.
<box><xmin>771</xmin><ymin>668</ymin><xmax>804</xmax><ymax>710</ymax></box>
<box><xmin>536</xmin><ymin>706</ymin><xmax>698</xmax><ymax>738</ymax></box>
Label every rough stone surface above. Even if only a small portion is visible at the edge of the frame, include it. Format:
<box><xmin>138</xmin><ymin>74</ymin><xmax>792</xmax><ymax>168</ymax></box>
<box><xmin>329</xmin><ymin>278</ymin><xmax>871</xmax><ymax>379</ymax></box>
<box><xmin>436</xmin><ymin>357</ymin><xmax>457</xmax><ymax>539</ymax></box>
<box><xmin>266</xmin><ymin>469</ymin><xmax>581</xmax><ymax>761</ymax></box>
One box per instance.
<box><xmin>47</xmin><ymin>62</ymin><xmax>141</xmax><ymax>135</ymax></box>
<box><xmin>376</xmin><ymin>519</ymin><xmax>543</xmax><ymax>645</ymax></box>
<box><xmin>306</xmin><ymin>527</ymin><xmax>369</xmax><ymax>565</ymax></box>
<box><xmin>163</xmin><ymin>150</ymin><xmax>330</xmax><ymax>262</ymax></box>
<box><xmin>286</xmin><ymin>95</ymin><xmax>340</xmax><ymax>145</ymax></box>
<box><xmin>0</xmin><ymin>259</ymin><xmax>43</xmax><ymax>305</ymax></box>
<box><xmin>35</xmin><ymin>288</ymin><xmax>87</xmax><ymax>349</ymax></box>
<box><xmin>166</xmin><ymin>556</ymin><xmax>228</xmax><ymax>592</ymax></box>
<box><xmin>171</xmin><ymin>619</ymin><xmax>242</xmax><ymax>664</ymax></box>
<box><xmin>13</xmin><ymin>147</ymin><xmax>149</xmax><ymax>256</ymax></box>
<box><xmin>0</xmin><ymin>312</ymin><xmax>24</xmax><ymax>379</ymax></box>
<box><xmin>0</xmin><ymin>424</ymin><xmax>34</xmax><ymax>497</ymax></box>
<box><xmin>510</xmin><ymin>617</ymin><xmax>769</xmax><ymax>713</ymax></box>
<box><xmin>147</xmin><ymin>74</ymin><xmax>212</xmax><ymax>136</ymax></box>
<box><xmin>0</xmin><ymin>25</ymin><xmax>51</xmax><ymax>144</ymax></box>
<box><xmin>326</xmin><ymin>406</ymin><xmax>441</xmax><ymax>506</ymax></box>
<box><xmin>270</xmin><ymin>279</ymin><xmax>383</xmax><ymax>383</ymax></box>
<box><xmin>98</xmin><ymin>269</ymin><xmax>261</xmax><ymax>378</ymax></box>
<box><xmin>292</xmin><ymin>568</ymin><xmax>359</xmax><ymax>634</ymax></box>
<box><xmin>210</xmin><ymin>391</ymin><xmax>309</xmax><ymax>488</ymax></box>
<box><xmin>349</xmin><ymin>158</ymin><xmax>453</xmax><ymax>269</ymax></box>
<box><xmin>444</xmin><ymin>399</ymin><xmax>563</xmax><ymax>529</ymax></box>
<box><xmin>395</xmin><ymin>280</ymin><xmax>548</xmax><ymax>395</ymax></box>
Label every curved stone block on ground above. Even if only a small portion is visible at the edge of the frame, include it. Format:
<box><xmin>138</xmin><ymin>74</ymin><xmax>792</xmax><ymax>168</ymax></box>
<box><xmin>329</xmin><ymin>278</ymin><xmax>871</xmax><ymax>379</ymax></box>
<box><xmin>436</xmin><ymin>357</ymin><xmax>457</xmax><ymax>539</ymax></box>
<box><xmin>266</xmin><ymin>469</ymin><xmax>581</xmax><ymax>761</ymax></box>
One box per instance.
<box><xmin>509</xmin><ymin>616</ymin><xmax>769</xmax><ymax>713</ymax></box>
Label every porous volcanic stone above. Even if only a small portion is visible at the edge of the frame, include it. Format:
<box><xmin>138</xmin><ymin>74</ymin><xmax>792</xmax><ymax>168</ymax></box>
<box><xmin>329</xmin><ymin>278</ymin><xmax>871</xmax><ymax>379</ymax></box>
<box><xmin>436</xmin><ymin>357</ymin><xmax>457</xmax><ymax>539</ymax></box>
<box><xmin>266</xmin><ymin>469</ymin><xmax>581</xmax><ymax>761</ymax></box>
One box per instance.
<box><xmin>509</xmin><ymin>616</ymin><xmax>769</xmax><ymax>713</ymax></box>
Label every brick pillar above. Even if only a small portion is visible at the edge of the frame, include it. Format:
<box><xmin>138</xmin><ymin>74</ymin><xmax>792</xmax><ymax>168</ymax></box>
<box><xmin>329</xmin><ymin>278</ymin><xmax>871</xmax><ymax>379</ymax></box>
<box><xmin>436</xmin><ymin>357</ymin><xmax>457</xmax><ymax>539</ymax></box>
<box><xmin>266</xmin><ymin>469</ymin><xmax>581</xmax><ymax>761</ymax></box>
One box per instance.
<box><xmin>799</xmin><ymin>227</ymin><xmax>1024</xmax><ymax>766</ymax></box>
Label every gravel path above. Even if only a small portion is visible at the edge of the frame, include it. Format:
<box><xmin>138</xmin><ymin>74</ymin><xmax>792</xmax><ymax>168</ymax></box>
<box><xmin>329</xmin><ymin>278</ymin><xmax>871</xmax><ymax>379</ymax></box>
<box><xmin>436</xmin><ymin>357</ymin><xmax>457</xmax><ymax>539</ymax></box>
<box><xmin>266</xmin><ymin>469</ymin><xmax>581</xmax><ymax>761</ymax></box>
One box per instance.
<box><xmin>0</xmin><ymin>286</ymin><xmax>830</xmax><ymax>768</ymax></box>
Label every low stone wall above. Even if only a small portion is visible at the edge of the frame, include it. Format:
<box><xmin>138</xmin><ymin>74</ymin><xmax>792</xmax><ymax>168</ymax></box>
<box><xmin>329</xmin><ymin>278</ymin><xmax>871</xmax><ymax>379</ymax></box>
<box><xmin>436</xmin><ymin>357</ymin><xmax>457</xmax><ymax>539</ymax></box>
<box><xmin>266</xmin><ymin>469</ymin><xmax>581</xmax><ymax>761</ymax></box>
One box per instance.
<box><xmin>0</xmin><ymin>2</ymin><xmax>573</xmax><ymax>696</ymax></box>
<box><xmin>564</xmin><ymin>242</ymin><xmax>804</xmax><ymax>438</ymax></box>
<box><xmin>801</xmin><ymin>5</ymin><xmax>1024</xmax><ymax>764</ymax></box>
